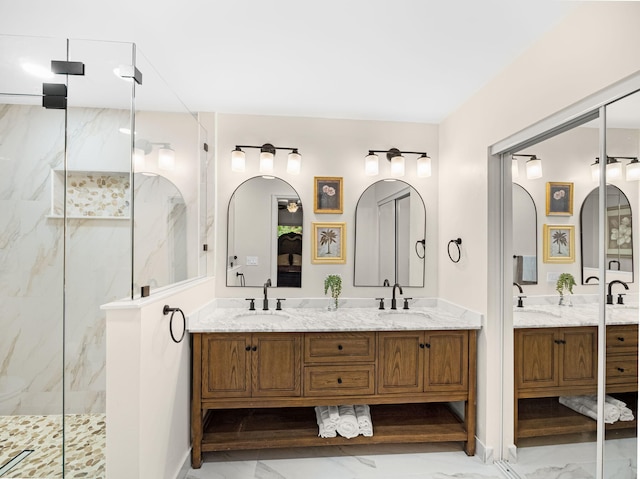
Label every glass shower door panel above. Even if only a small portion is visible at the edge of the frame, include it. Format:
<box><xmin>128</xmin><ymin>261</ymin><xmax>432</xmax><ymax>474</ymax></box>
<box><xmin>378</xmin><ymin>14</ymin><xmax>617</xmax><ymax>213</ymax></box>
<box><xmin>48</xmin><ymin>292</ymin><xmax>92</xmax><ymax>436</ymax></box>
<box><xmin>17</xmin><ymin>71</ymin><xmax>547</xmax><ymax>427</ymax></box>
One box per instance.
<box><xmin>0</xmin><ymin>92</ymin><xmax>66</xmax><ymax>477</ymax></box>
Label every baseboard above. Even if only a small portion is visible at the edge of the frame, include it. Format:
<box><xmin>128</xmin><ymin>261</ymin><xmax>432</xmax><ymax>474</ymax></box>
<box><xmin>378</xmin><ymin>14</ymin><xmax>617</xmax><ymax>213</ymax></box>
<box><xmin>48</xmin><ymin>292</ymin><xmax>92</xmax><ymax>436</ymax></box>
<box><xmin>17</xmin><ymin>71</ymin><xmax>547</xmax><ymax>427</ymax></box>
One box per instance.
<box><xmin>474</xmin><ymin>437</ymin><xmax>494</xmax><ymax>464</ymax></box>
<box><xmin>173</xmin><ymin>448</ymin><xmax>191</xmax><ymax>479</ymax></box>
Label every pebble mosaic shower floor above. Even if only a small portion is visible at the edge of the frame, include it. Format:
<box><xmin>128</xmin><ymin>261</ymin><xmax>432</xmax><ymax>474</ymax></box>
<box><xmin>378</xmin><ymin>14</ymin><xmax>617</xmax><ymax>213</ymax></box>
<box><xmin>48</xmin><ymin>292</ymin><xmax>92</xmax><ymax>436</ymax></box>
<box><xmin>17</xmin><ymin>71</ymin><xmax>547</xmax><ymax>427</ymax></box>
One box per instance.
<box><xmin>0</xmin><ymin>414</ymin><xmax>105</xmax><ymax>478</ymax></box>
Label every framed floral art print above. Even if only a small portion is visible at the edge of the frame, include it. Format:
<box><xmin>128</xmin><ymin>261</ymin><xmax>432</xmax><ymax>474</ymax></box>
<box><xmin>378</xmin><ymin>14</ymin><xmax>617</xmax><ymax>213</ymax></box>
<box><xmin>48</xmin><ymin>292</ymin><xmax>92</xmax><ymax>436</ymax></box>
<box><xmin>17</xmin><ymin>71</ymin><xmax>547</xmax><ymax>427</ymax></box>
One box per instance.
<box><xmin>546</xmin><ymin>182</ymin><xmax>573</xmax><ymax>216</ymax></box>
<box><xmin>314</xmin><ymin>176</ymin><xmax>343</xmax><ymax>214</ymax></box>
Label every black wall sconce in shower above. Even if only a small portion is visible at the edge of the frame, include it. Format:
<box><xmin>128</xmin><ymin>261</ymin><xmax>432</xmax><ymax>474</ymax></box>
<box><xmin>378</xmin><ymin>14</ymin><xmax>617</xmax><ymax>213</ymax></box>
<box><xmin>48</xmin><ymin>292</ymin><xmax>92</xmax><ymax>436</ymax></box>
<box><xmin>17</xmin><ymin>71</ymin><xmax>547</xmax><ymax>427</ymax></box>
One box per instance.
<box><xmin>231</xmin><ymin>143</ymin><xmax>301</xmax><ymax>175</ymax></box>
<box><xmin>365</xmin><ymin>147</ymin><xmax>432</xmax><ymax>178</ymax></box>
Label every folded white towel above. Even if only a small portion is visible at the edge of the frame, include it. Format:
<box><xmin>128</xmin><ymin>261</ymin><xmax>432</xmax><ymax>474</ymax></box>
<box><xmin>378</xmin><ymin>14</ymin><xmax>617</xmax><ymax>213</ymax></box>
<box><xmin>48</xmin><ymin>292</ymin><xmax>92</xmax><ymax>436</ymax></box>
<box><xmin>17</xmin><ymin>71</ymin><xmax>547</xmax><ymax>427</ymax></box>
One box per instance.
<box><xmin>354</xmin><ymin>404</ymin><xmax>373</xmax><ymax>437</ymax></box>
<box><xmin>314</xmin><ymin>406</ymin><xmax>337</xmax><ymax>438</ymax></box>
<box><xmin>328</xmin><ymin>405</ymin><xmax>340</xmax><ymax>425</ymax></box>
<box><xmin>602</xmin><ymin>395</ymin><xmax>635</xmax><ymax>422</ymax></box>
<box><xmin>559</xmin><ymin>396</ymin><xmax>620</xmax><ymax>424</ymax></box>
<box><xmin>336</xmin><ymin>405</ymin><xmax>359</xmax><ymax>439</ymax></box>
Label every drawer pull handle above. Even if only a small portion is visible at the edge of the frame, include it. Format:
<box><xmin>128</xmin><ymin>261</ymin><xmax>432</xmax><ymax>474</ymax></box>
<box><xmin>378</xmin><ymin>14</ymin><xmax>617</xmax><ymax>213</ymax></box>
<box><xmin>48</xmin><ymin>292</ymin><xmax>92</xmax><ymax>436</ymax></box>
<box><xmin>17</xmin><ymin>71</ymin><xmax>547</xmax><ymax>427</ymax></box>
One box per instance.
<box><xmin>617</xmin><ymin>337</ymin><xmax>625</xmax><ymax>342</ymax></box>
<box><xmin>338</xmin><ymin>344</ymin><xmax>343</xmax><ymax>350</ymax></box>
<box><xmin>618</xmin><ymin>367</ymin><xmax>625</xmax><ymax>373</ymax></box>
<box><xmin>337</xmin><ymin>378</ymin><xmax>343</xmax><ymax>384</ymax></box>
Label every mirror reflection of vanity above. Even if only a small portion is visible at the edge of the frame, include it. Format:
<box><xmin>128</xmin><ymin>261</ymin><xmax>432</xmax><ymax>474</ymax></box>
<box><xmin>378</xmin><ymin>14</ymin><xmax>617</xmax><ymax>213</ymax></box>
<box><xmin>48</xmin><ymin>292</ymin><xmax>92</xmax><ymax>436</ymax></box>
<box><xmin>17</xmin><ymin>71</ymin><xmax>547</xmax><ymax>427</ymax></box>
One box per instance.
<box><xmin>227</xmin><ymin>176</ymin><xmax>303</xmax><ymax>287</ymax></box>
<box><xmin>354</xmin><ymin>180</ymin><xmax>426</xmax><ymax>287</ymax></box>
<box><xmin>512</xmin><ymin>183</ymin><xmax>538</xmax><ymax>285</ymax></box>
<box><xmin>580</xmin><ymin>184</ymin><xmax>634</xmax><ymax>284</ymax></box>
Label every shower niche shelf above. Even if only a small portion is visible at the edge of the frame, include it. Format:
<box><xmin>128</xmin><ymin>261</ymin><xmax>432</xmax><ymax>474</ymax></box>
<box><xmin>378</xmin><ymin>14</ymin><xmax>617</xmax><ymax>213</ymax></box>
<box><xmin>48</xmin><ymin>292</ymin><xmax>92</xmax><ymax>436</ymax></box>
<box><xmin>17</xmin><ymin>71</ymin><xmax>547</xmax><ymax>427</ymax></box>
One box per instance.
<box><xmin>49</xmin><ymin>169</ymin><xmax>131</xmax><ymax>219</ymax></box>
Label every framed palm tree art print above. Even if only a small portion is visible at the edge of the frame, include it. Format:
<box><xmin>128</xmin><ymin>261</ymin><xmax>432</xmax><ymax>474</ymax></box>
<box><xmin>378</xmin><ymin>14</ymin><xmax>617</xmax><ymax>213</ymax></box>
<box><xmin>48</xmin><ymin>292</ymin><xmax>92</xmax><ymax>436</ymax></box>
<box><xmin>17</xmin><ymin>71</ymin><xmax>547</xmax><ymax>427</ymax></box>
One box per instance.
<box><xmin>311</xmin><ymin>222</ymin><xmax>346</xmax><ymax>264</ymax></box>
<box><xmin>543</xmin><ymin>224</ymin><xmax>575</xmax><ymax>263</ymax></box>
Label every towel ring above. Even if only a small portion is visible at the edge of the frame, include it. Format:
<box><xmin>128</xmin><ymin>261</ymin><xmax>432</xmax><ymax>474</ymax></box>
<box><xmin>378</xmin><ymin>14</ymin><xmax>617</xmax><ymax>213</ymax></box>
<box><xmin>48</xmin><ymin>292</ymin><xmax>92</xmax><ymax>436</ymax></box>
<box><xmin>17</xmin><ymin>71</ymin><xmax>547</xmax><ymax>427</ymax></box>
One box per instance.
<box><xmin>415</xmin><ymin>239</ymin><xmax>425</xmax><ymax>259</ymax></box>
<box><xmin>447</xmin><ymin>238</ymin><xmax>462</xmax><ymax>263</ymax></box>
<box><xmin>163</xmin><ymin>305</ymin><xmax>186</xmax><ymax>343</ymax></box>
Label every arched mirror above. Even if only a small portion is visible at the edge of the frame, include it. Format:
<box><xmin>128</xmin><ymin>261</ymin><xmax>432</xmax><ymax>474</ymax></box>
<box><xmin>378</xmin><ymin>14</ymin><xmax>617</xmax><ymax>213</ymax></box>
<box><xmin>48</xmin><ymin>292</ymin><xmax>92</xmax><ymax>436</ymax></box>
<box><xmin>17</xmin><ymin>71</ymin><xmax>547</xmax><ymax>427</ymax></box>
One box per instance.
<box><xmin>512</xmin><ymin>183</ymin><xmax>538</xmax><ymax>284</ymax></box>
<box><xmin>227</xmin><ymin>176</ymin><xmax>303</xmax><ymax>287</ymax></box>
<box><xmin>354</xmin><ymin>180</ymin><xmax>425</xmax><ymax>286</ymax></box>
<box><xmin>580</xmin><ymin>184</ymin><xmax>633</xmax><ymax>284</ymax></box>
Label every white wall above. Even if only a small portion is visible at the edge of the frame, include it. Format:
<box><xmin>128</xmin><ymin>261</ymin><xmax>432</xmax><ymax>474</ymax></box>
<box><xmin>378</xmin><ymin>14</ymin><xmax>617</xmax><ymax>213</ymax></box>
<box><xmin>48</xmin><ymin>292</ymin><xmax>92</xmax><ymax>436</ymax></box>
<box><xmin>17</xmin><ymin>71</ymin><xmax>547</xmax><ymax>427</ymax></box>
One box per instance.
<box><xmin>438</xmin><ymin>1</ymin><xmax>640</xmax><ymax>460</ymax></box>
<box><xmin>214</xmin><ymin>113</ymin><xmax>439</xmax><ymax>300</ymax></box>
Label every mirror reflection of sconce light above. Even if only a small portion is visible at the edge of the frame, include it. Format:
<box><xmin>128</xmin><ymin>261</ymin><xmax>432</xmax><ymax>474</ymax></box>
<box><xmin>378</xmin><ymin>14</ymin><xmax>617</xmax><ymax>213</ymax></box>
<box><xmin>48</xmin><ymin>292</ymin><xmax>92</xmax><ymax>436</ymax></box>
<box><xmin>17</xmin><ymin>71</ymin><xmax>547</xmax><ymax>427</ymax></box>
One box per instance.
<box><xmin>134</xmin><ymin>139</ymin><xmax>176</xmax><ymax>174</ymax></box>
<box><xmin>231</xmin><ymin>143</ymin><xmax>302</xmax><ymax>175</ymax></box>
<box><xmin>365</xmin><ymin>148</ymin><xmax>432</xmax><ymax>178</ymax></box>
<box><xmin>512</xmin><ymin>154</ymin><xmax>542</xmax><ymax>180</ymax></box>
<box><xmin>287</xmin><ymin>201</ymin><xmax>299</xmax><ymax>213</ymax></box>
<box><xmin>511</xmin><ymin>157</ymin><xmax>519</xmax><ymax>179</ymax></box>
<box><xmin>592</xmin><ymin>156</ymin><xmax>639</xmax><ymax>182</ymax></box>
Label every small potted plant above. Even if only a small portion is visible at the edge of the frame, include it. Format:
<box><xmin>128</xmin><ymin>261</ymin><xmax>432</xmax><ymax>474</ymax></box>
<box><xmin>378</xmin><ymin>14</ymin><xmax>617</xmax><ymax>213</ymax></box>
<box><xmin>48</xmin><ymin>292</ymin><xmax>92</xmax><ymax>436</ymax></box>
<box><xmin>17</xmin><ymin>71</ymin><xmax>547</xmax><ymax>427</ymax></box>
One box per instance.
<box><xmin>556</xmin><ymin>273</ymin><xmax>576</xmax><ymax>306</ymax></box>
<box><xmin>324</xmin><ymin>274</ymin><xmax>342</xmax><ymax>311</ymax></box>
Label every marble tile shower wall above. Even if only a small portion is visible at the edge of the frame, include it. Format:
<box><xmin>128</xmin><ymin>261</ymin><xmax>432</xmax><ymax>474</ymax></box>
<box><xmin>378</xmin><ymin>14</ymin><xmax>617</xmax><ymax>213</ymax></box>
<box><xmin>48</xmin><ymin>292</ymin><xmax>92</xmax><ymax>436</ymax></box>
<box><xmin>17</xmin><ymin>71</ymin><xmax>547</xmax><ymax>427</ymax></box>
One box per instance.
<box><xmin>0</xmin><ymin>104</ymin><xmax>131</xmax><ymax>415</ymax></box>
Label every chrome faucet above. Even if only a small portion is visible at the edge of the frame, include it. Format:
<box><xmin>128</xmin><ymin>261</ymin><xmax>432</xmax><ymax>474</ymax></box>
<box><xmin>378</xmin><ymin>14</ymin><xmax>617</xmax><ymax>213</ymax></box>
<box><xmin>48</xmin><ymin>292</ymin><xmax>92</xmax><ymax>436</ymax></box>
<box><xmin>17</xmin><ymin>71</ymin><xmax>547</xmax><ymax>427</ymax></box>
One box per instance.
<box><xmin>263</xmin><ymin>278</ymin><xmax>272</xmax><ymax>310</ymax></box>
<box><xmin>513</xmin><ymin>282</ymin><xmax>525</xmax><ymax>308</ymax></box>
<box><xmin>607</xmin><ymin>280</ymin><xmax>629</xmax><ymax>305</ymax></box>
<box><xmin>391</xmin><ymin>283</ymin><xmax>403</xmax><ymax>310</ymax></box>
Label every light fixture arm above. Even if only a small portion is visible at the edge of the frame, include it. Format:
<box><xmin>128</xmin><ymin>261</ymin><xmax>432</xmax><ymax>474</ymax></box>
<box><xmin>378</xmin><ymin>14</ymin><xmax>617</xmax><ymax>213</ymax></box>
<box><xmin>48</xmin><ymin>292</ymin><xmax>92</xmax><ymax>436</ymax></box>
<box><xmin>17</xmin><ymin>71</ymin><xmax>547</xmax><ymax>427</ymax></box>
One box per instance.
<box><xmin>511</xmin><ymin>154</ymin><xmax>537</xmax><ymax>160</ymax></box>
<box><xmin>368</xmin><ymin>148</ymin><xmax>429</xmax><ymax>161</ymax></box>
<box><xmin>235</xmin><ymin>143</ymin><xmax>299</xmax><ymax>153</ymax></box>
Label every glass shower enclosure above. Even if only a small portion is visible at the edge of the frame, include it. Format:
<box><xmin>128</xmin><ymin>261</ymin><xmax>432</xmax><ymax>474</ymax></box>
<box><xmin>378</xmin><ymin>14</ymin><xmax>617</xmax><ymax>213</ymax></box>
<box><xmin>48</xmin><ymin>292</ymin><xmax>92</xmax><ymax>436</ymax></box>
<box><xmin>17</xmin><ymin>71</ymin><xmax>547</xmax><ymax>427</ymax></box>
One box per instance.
<box><xmin>0</xmin><ymin>35</ymin><xmax>206</xmax><ymax>478</ymax></box>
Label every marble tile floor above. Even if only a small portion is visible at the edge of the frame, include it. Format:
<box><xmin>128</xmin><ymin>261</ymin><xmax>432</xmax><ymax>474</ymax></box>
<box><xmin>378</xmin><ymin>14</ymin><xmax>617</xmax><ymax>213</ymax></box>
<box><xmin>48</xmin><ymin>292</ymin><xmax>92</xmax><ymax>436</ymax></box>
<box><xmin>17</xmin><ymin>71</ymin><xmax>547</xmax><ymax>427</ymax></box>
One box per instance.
<box><xmin>186</xmin><ymin>439</ymin><xmax>638</xmax><ymax>479</ymax></box>
<box><xmin>0</xmin><ymin>414</ymin><xmax>105</xmax><ymax>478</ymax></box>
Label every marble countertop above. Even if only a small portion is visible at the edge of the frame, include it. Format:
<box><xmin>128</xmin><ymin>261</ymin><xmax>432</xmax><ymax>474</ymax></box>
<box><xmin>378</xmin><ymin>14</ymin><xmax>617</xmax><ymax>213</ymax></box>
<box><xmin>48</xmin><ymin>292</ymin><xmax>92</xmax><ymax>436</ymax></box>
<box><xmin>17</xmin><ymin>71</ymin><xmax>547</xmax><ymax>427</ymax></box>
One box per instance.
<box><xmin>513</xmin><ymin>294</ymin><xmax>639</xmax><ymax>328</ymax></box>
<box><xmin>188</xmin><ymin>297</ymin><xmax>483</xmax><ymax>333</ymax></box>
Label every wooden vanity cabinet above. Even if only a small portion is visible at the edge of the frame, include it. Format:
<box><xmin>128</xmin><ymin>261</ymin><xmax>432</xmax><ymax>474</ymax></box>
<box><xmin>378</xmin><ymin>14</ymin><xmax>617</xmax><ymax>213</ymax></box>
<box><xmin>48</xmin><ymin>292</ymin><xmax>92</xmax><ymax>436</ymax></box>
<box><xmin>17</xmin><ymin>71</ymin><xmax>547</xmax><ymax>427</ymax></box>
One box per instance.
<box><xmin>192</xmin><ymin>329</ymin><xmax>477</xmax><ymax>468</ymax></box>
<box><xmin>514</xmin><ymin>325</ymin><xmax>638</xmax><ymax>443</ymax></box>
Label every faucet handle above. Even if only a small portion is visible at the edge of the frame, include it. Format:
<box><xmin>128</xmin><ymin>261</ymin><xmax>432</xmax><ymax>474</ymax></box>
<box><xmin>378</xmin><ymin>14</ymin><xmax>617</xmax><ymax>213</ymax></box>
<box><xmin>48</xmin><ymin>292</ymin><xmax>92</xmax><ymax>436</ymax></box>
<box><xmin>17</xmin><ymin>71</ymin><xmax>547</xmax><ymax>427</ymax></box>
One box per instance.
<box><xmin>276</xmin><ymin>298</ymin><xmax>286</xmax><ymax>310</ymax></box>
<box><xmin>403</xmin><ymin>297</ymin><xmax>413</xmax><ymax>310</ymax></box>
<box><xmin>517</xmin><ymin>296</ymin><xmax>526</xmax><ymax>308</ymax></box>
<box><xmin>617</xmin><ymin>293</ymin><xmax>626</xmax><ymax>305</ymax></box>
<box><xmin>376</xmin><ymin>298</ymin><xmax>385</xmax><ymax>310</ymax></box>
<box><xmin>245</xmin><ymin>298</ymin><xmax>256</xmax><ymax>311</ymax></box>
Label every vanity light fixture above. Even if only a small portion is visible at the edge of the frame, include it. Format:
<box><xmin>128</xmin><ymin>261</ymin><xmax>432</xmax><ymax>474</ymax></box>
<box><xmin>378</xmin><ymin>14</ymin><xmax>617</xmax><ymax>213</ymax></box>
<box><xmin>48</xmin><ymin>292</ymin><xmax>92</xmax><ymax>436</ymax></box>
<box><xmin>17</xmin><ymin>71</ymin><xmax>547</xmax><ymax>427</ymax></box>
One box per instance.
<box><xmin>231</xmin><ymin>143</ymin><xmax>302</xmax><ymax>175</ymax></box>
<box><xmin>512</xmin><ymin>154</ymin><xmax>542</xmax><ymax>179</ymax></box>
<box><xmin>511</xmin><ymin>157</ymin><xmax>519</xmax><ymax>179</ymax></box>
<box><xmin>158</xmin><ymin>146</ymin><xmax>175</xmax><ymax>171</ymax></box>
<box><xmin>365</xmin><ymin>148</ymin><xmax>432</xmax><ymax>178</ymax></box>
<box><xmin>133</xmin><ymin>139</ymin><xmax>176</xmax><ymax>173</ymax></box>
<box><xmin>592</xmin><ymin>156</ymin><xmax>639</xmax><ymax>181</ymax></box>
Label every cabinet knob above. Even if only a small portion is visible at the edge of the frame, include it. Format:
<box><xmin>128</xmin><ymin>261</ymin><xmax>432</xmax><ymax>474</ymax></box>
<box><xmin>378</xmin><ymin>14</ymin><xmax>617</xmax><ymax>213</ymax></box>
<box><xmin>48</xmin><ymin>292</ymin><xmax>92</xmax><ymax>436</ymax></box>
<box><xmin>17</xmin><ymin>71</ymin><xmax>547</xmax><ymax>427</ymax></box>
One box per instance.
<box><xmin>425</xmin><ymin>343</ymin><xmax>431</xmax><ymax>349</ymax></box>
<box><xmin>338</xmin><ymin>344</ymin><xmax>343</xmax><ymax>350</ymax></box>
<box><xmin>245</xmin><ymin>346</ymin><xmax>251</xmax><ymax>351</ymax></box>
<box><xmin>618</xmin><ymin>367</ymin><xmax>625</xmax><ymax>373</ymax></box>
<box><xmin>419</xmin><ymin>343</ymin><xmax>425</xmax><ymax>349</ymax></box>
<box><xmin>617</xmin><ymin>337</ymin><xmax>625</xmax><ymax>342</ymax></box>
<box><xmin>252</xmin><ymin>346</ymin><xmax>257</xmax><ymax>352</ymax></box>
<box><xmin>337</xmin><ymin>378</ymin><xmax>343</xmax><ymax>384</ymax></box>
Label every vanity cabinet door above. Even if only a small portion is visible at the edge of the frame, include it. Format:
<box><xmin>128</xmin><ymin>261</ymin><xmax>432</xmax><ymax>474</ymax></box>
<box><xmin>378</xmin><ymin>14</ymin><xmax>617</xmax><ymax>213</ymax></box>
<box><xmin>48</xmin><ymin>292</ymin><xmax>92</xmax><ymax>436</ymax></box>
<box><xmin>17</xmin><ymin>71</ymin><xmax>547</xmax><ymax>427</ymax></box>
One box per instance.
<box><xmin>202</xmin><ymin>334</ymin><xmax>252</xmax><ymax>398</ymax></box>
<box><xmin>558</xmin><ymin>327</ymin><xmax>597</xmax><ymax>387</ymax></box>
<box><xmin>378</xmin><ymin>331</ymin><xmax>424</xmax><ymax>394</ymax></box>
<box><xmin>424</xmin><ymin>331</ymin><xmax>468</xmax><ymax>392</ymax></box>
<box><xmin>252</xmin><ymin>333</ymin><xmax>301</xmax><ymax>397</ymax></box>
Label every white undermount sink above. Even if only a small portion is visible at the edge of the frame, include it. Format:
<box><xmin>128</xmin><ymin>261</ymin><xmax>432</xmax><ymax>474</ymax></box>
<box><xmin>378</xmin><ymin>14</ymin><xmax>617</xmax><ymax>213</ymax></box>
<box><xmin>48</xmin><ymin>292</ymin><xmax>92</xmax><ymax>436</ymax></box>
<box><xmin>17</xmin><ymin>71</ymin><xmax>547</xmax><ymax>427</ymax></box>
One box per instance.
<box><xmin>234</xmin><ymin>312</ymin><xmax>290</xmax><ymax>324</ymax></box>
<box><xmin>378</xmin><ymin>310</ymin><xmax>431</xmax><ymax>322</ymax></box>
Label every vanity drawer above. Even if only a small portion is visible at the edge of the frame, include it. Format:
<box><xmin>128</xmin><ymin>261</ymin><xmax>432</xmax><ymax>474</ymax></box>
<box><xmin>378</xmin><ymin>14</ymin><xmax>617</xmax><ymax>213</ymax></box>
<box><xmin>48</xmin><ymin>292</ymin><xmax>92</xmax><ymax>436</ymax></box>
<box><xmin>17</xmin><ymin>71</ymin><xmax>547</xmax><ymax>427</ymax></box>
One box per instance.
<box><xmin>606</xmin><ymin>356</ymin><xmax>638</xmax><ymax>385</ymax></box>
<box><xmin>606</xmin><ymin>325</ymin><xmax>638</xmax><ymax>354</ymax></box>
<box><xmin>304</xmin><ymin>333</ymin><xmax>375</xmax><ymax>363</ymax></box>
<box><xmin>303</xmin><ymin>365</ymin><xmax>375</xmax><ymax>396</ymax></box>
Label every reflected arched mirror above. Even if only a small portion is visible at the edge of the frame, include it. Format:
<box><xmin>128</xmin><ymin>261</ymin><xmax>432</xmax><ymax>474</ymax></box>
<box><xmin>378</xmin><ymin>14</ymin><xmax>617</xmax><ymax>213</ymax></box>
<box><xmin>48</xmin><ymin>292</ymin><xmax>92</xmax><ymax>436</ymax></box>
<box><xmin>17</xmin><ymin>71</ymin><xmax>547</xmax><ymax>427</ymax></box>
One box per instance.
<box><xmin>227</xmin><ymin>176</ymin><xmax>303</xmax><ymax>287</ymax></box>
<box><xmin>354</xmin><ymin>180</ymin><xmax>425</xmax><ymax>286</ymax></box>
<box><xmin>580</xmin><ymin>184</ymin><xmax>633</xmax><ymax>284</ymax></box>
<box><xmin>513</xmin><ymin>183</ymin><xmax>538</xmax><ymax>285</ymax></box>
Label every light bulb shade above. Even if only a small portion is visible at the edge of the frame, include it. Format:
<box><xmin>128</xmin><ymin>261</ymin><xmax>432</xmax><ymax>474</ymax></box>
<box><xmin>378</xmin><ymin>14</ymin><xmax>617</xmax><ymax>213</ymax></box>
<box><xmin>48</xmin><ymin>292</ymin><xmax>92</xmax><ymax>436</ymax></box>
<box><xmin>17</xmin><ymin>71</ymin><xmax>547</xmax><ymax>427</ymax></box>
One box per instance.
<box><xmin>390</xmin><ymin>154</ymin><xmax>405</xmax><ymax>177</ymax></box>
<box><xmin>525</xmin><ymin>157</ymin><xmax>542</xmax><ymax>179</ymax></box>
<box><xmin>417</xmin><ymin>155</ymin><xmax>432</xmax><ymax>178</ymax></box>
<box><xmin>259</xmin><ymin>151</ymin><xmax>274</xmax><ymax>174</ymax></box>
<box><xmin>626</xmin><ymin>159</ymin><xmax>640</xmax><ymax>181</ymax></box>
<box><xmin>287</xmin><ymin>151</ymin><xmax>301</xmax><ymax>174</ymax></box>
<box><xmin>286</xmin><ymin>202</ymin><xmax>299</xmax><ymax>213</ymax></box>
<box><xmin>231</xmin><ymin>148</ymin><xmax>246</xmax><ymax>172</ymax></box>
<box><xmin>511</xmin><ymin>158</ymin><xmax>519</xmax><ymax>179</ymax></box>
<box><xmin>591</xmin><ymin>160</ymin><xmax>600</xmax><ymax>182</ymax></box>
<box><xmin>158</xmin><ymin>147</ymin><xmax>175</xmax><ymax>171</ymax></box>
<box><xmin>606</xmin><ymin>158</ymin><xmax>622</xmax><ymax>180</ymax></box>
<box><xmin>364</xmin><ymin>153</ymin><xmax>379</xmax><ymax>176</ymax></box>
<box><xmin>133</xmin><ymin>147</ymin><xmax>145</xmax><ymax>171</ymax></box>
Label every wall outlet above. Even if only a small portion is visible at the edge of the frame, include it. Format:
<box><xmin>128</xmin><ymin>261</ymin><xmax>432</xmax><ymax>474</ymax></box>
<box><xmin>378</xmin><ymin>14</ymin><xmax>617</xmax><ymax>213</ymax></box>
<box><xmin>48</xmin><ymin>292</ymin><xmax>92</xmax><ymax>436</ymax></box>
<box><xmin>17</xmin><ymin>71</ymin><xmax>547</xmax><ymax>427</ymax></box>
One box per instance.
<box><xmin>246</xmin><ymin>256</ymin><xmax>259</xmax><ymax>266</ymax></box>
<box><xmin>547</xmin><ymin>272</ymin><xmax>561</xmax><ymax>282</ymax></box>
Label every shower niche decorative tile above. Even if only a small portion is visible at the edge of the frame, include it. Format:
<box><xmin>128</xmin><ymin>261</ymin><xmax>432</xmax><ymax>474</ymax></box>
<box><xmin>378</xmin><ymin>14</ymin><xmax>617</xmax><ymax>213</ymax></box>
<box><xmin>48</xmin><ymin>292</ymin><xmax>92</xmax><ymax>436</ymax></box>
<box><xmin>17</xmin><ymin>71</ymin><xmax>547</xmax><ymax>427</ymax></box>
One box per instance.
<box><xmin>50</xmin><ymin>169</ymin><xmax>131</xmax><ymax>219</ymax></box>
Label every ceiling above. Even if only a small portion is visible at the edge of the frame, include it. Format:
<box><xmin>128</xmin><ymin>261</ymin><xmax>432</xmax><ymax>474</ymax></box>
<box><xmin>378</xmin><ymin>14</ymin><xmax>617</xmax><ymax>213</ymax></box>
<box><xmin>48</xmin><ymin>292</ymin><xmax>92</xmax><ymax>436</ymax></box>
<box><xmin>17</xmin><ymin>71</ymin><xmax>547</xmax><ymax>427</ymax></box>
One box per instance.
<box><xmin>1</xmin><ymin>0</ymin><xmax>581</xmax><ymax>123</ymax></box>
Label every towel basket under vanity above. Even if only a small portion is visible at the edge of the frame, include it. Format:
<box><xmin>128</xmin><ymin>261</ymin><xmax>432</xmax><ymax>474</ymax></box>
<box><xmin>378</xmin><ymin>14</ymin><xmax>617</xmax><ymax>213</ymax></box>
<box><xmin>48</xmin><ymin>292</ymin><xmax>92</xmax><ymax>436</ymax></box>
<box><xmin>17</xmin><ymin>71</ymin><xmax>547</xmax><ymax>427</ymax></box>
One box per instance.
<box><xmin>190</xmin><ymin>329</ymin><xmax>477</xmax><ymax>468</ymax></box>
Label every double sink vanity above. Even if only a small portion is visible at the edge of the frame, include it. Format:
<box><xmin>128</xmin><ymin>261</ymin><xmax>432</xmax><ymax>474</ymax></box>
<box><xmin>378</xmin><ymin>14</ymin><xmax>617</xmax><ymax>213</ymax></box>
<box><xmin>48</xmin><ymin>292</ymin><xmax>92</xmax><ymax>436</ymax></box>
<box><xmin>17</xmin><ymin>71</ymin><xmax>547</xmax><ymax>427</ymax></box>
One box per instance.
<box><xmin>187</xmin><ymin>298</ymin><xmax>482</xmax><ymax>469</ymax></box>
